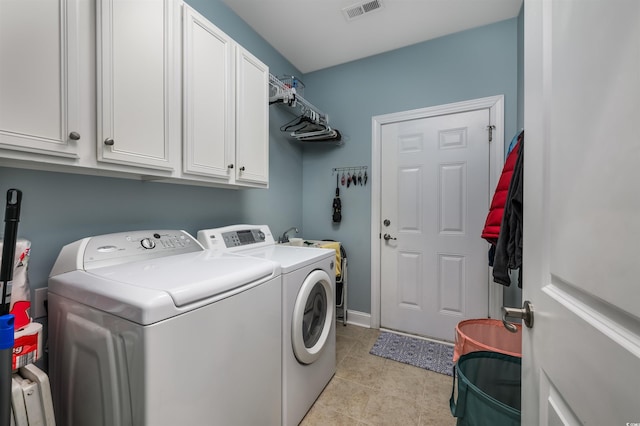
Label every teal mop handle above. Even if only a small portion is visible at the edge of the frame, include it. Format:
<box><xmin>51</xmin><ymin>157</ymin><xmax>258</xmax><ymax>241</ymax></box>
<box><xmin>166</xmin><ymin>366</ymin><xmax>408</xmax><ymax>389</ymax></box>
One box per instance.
<box><xmin>0</xmin><ymin>315</ymin><xmax>14</xmax><ymax>426</ymax></box>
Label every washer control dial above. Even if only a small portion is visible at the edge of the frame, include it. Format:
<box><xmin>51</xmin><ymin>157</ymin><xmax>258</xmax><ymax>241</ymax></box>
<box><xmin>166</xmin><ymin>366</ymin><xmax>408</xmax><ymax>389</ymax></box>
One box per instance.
<box><xmin>140</xmin><ymin>238</ymin><xmax>156</xmax><ymax>250</ymax></box>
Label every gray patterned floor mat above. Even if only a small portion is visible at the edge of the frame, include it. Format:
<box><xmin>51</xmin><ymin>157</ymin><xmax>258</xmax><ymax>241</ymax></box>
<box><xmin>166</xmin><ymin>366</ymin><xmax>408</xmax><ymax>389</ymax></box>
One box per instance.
<box><xmin>370</xmin><ymin>331</ymin><xmax>455</xmax><ymax>376</ymax></box>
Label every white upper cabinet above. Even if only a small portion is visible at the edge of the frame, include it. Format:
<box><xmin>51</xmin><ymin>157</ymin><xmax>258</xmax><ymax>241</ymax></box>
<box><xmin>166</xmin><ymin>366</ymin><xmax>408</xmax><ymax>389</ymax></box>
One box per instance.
<box><xmin>1</xmin><ymin>0</ymin><xmax>268</xmax><ymax>188</ymax></box>
<box><xmin>235</xmin><ymin>46</ymin><xmax>269</xmax><ymax>186</ymax></box>
<box><xmin>182</xmin><ymin>5</ymin><xmax>269</xmax><ymax>187</ymax></box>
<box><xmin>182</xmin><ymin>5</ymin><xmax>235</xmax><ymax>180</ymax></box>
<box><xmin>97</xmin><ymin>0</ymin><xmax>180</xmax><ymax>171</ymax></box>
<box><xmin>0</xmin><ymin>0</ymin><xmax>81</xmax><ymax>158</ymax></box>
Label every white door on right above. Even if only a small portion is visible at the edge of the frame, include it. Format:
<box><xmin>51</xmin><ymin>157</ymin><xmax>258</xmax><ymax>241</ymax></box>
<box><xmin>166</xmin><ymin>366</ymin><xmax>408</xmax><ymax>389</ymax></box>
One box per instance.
<box><xmin>380</xmin><ymin>109</ymin><xmax>491</xmax><ymax>342</ymax></box>
<box><xmin>522</xmin><ymin>0</ymin><xmax>640</xmax><ymax>424</ymax></box>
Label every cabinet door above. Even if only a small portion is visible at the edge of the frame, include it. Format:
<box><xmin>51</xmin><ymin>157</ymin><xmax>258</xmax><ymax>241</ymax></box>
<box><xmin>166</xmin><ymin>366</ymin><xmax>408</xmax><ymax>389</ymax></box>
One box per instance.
<box><xmin>0</xmin><ymin>0</ymin><xmax>80</xmax><ymax>158</ymax></box>
<box><xmin>235</xmin><ymin>46</ymin><xmax>269</xmax><ymax>186</ymax></box>
<box><xmin>182</xmin><ymin>5</ymin><xmax>234</xmax><ymax>179</ymax></box>
<box><xmin>97</xmin><ymin>0</ymin><xmax>177</xmax><ymax>171</ymax></box>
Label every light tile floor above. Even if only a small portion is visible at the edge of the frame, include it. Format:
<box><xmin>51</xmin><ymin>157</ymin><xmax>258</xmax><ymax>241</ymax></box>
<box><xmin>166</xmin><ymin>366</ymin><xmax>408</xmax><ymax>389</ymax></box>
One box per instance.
<box><xmin>301</xmin><ymin>323</ymin><xmax>457</xmax><ymax>426</ymax></box>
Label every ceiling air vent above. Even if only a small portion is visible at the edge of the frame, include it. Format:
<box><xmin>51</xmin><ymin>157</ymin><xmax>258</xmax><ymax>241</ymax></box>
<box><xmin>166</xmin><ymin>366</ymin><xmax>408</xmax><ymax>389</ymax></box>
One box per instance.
<box><xmin>342</xmin><ymin>0</ymin><xmax>383</xmax><ymax>21</ymax></box>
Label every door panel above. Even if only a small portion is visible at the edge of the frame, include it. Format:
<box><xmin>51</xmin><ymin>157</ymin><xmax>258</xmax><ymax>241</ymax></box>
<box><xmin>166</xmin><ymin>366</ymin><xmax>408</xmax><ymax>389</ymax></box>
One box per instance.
<box><xmin>0</xmin><ymin>0</ymin><xmax>80</xmax><ymax>157</ymax></box>
<box><xmin>439</xmin><ymin>163</ymin><xmax>466</xmax><ymax>233</ymax></box>
<box><xmin>397</xmin><ymin>251</ymin><xmax>421</xmax><ymax>308</ymax></box>
<box><xmin>97</xmin><ymin>0</ymin><xmax>176</xmax><ymax>170</ymax></box>
<box><xmin>398</xmin><ymin>167</ymin><xmax>422</xmax><ymax>231</ymax></box>
<box><xmin>523</xmin><ymin>0</ymin><xmax>640</xmax><ymax>423</ymax></box>
<box><xmin>182</xmin><ymin>4</ymin><xmax>234</xmax><ymax>179</ymax></box>
<box><xmin>439</xmin><ymin>254</ymin><xmax>464</xmax><ymax>314</ymax></box>
<box><xmin>381</xmin><ymin>109</ymin><xmax>490</xmax><ymax>341</ymax></box>
<box><xmin>235</xmin><ymin>46</ymin><xmax>269</xmax><ymax>185</ymax></box>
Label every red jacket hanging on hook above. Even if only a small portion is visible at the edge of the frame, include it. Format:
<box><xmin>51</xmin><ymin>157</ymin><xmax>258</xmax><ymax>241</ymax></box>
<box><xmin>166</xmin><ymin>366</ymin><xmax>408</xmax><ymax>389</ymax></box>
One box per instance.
<box><xmin>481</xmin><ymin>134</ymin><xmax>522</xmax><ymax>245</ymax></box>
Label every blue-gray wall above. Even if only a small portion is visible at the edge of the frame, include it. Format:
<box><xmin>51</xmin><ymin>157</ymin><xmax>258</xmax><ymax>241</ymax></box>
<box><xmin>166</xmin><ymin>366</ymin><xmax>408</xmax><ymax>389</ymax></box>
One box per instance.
<box><xmin>300</xmin><ymin>18</ymin><xmax>520</xmax><ymax>314</ymax></box>
<box><xmin>0</xmin><ymin>0</ymin><xmax>304</xmax><ymax>293</ymax></box>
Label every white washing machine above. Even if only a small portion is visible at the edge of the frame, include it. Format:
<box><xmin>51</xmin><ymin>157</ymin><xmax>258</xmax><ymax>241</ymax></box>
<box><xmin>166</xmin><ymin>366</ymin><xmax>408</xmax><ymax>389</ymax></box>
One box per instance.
<box><xmin>197</xmin><ymin>225</ymin><xmax>336</xmax><ymax>426</ymax></box>
<box><xmin>47</xmin><ymin>230</ymin><xmax>282</xmax><ymax>426</ymax></box>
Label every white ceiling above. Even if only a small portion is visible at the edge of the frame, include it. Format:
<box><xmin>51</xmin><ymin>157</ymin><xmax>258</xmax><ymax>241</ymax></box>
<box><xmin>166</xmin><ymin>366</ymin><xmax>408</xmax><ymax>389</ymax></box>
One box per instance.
<box><xmin>221</xmin><ymin>0</ymin><xmax>523</xmax><ymax>73</ymax></box>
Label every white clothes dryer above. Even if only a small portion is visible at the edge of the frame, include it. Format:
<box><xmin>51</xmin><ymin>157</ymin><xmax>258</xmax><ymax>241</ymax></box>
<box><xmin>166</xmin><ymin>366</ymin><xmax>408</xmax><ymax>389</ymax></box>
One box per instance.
<box><xmin>197</xmin><ymin>225</ymin><xmax>336</xmax><ymax>426</ymax></box>
<box><xmin>48</xmin><ymin>230</ymin><xmax>282</xmax><ymax>426</ymax></box>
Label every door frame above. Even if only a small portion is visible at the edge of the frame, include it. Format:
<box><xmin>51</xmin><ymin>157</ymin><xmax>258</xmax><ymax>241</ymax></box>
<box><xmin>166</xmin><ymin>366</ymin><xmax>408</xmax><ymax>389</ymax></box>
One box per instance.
<box><xmin>370</xmin><ymin>95</ymin><xmax>505</xmax><ymax>329</ymax></box>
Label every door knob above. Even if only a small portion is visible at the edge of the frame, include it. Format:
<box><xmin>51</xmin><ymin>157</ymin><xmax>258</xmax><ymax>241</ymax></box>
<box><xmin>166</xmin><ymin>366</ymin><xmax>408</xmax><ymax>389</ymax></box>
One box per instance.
<box><xmin>502</xmin><ymin>300</ymin><xmax>534</xmax><ymax>333</ymax></box>
<box><xmin>69</xmin><ymin>131</ymin><xmax>81</xmax><ymax>140</ymax></box>
<box><xmin>383</xmin><ymin>233</ymin><xmax>397</xmax><ymax>241</ymax></box>
<box><xmin>104</xmin><ymin>138</ymin><xmax>114</xmax><ymax>146</ymax></box>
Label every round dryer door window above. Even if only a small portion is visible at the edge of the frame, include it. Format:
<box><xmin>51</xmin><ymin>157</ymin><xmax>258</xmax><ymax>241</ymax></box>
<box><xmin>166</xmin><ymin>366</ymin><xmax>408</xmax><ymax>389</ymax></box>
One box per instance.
<box><xmin>292</xmin><ymin>269</ymin><xmax>334</xmax><ymax>365</ymax></box>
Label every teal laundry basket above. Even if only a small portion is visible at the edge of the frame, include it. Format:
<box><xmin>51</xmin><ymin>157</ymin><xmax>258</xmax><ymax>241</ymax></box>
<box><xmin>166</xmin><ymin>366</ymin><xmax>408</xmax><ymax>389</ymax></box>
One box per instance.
<box><xmin>450</xmin><ymin>351</ymin><xmax>521</xmax><ymax>426</ymax></box>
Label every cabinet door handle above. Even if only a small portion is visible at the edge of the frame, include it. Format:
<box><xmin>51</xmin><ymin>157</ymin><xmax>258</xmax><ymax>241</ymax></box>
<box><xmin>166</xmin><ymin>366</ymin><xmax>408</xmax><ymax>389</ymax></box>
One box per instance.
<box><xmin>239</xmin><ymin>166</ymin><xmax>246</xmax><ymax>171</ymax></box>
<box><xmin>227</xmin><ymin>164</ymin><xmax>234</xmax><ymax>169</ymax></box>
<box><xmin>69</xmin><ymin>132</ymin><xmax>81</xmax><ymax>141</ymax></box>
<box><xmin>104</xmin><ymin>138</ymin><xmax>114</xmax><ymax>146</ymax></box>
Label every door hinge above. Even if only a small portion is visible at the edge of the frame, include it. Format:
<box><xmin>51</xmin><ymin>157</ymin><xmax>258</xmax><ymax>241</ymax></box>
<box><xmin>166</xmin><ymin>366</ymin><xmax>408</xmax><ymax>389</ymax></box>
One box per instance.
<box><xmin>487</xmin><ymin>125</ymin><xmax>496</xmax><ymax>142</ymax></box>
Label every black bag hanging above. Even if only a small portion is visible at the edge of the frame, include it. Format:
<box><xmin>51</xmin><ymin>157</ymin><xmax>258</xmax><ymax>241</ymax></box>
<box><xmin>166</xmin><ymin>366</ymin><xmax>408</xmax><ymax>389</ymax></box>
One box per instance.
<box><xmin>332</xmin><ymin>174</ymin><xmax>342</xmax><ymax>223</ymax></box>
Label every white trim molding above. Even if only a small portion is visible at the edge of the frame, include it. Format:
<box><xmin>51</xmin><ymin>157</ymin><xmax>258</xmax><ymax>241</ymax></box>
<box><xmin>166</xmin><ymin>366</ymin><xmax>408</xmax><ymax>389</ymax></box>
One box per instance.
<box><xmin>370</xmin><ymin>95</ymin><xmax>505</xmax><ymax>330</ymax></box>
<box><xmin>343</xmin><ymin>310</ymin><xmax>371</xmax><ymax>328</ymax></box>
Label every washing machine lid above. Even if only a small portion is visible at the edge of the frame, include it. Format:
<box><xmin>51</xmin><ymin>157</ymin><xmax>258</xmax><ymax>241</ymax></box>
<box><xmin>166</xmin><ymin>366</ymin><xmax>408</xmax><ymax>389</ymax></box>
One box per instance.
<box><xmin>87</xmin><ymin>251</ymin><xmax>276</xmax><ymax>307</ymax></box>
<box><xmin>49</xmin><ymin>251</ymin><xmax>279</xmax><ymax>324</ymax></box>
<box><xmin>239</xmin><ymin>245</ymin><xmax>334</xmax><ymax>273</ymax></box>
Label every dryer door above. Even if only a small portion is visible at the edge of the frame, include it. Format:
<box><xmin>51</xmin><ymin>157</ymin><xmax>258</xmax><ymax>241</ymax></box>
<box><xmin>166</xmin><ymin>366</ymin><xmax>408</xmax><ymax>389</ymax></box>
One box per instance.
<box><xmin>292</xmin><ymin>269</ymin><xmax>334</xmax><ymax>364</ymax></box>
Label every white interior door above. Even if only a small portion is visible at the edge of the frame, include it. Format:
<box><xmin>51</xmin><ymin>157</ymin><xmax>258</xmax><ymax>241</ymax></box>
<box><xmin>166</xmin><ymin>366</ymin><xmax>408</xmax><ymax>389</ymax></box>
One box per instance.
<box><xmin>522</xmin><ymin>1</ymin><xmax>640</xmax><ymax>424</ymax></box>
<box><xmin>380</xmin><ymin>109</ymin><xmax>491</xmax><ymax>342</ymax></box>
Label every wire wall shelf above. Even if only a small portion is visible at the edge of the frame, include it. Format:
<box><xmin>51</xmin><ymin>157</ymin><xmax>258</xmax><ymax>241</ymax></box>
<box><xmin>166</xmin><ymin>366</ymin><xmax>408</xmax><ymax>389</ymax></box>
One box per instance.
<box><xmin>269</xmin><ymin>73</ymin><xmax>342</xmax><ymax>144</ymax></box>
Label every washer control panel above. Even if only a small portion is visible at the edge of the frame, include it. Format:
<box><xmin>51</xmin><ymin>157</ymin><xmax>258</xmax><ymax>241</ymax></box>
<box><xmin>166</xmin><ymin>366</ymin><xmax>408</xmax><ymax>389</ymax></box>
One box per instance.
<box><xmin>197</xmin><ymin>225</ymin><xmax>275</xmax><ymax>251</ymax></box>
<box><xmin>82</xmin><ymin>230</ymin><xmax>203</xmax><ymax>270</ymax></box>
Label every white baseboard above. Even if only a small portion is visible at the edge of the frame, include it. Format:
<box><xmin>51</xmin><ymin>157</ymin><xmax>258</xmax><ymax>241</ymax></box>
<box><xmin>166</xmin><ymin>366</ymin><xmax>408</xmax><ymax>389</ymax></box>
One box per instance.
<box><xmin>345</xmin><ymin>310</ymin><xmax>371</xmax><ymax>328</ymax></box>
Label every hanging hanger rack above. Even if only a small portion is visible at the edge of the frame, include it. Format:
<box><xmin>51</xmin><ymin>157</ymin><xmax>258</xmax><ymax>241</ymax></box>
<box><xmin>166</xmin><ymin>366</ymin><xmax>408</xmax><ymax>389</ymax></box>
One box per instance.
<box><xmin>269</xmin><ymin>73</ymin><xmax>343</xmax><ymax>144</ymax></box>
<box><xmin>269</xmin><ymin>74</ymin><xmax>328</xmax><ymax>125</ymax></box>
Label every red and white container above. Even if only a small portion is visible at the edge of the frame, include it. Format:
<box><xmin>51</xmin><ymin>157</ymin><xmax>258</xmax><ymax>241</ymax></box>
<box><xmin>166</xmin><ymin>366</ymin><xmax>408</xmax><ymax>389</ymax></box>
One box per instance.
<box><xmin>454</xmin><ymin>318</ymin><xmax>522</xmax><ymax>362</ymax></box>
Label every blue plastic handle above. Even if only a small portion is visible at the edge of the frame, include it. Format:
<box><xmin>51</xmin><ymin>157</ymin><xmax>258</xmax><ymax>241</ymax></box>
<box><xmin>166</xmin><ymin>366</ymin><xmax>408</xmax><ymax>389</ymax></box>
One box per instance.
<box><xmin>0</xmin><ymin>315</ymin><xmax>14</xmax><ymax>350</ymax></box>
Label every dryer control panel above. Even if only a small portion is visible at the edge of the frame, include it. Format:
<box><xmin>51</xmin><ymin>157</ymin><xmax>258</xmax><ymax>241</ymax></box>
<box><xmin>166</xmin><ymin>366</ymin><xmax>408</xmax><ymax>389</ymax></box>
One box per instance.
<box><xmin>197</xmin><ymin>225</ymin><xmax>275</xmax><ymax>251</ymax></box>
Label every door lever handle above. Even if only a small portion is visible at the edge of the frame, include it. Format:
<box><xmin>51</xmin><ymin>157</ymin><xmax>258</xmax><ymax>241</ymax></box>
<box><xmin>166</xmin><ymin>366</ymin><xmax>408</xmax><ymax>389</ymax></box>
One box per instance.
<box><xmin>502</xmin><ymin>300</ymin><xmax>534</xmax><ymax>333</ymax></box>
<box><xmin>383</xmin><ymin>233</ymin><xmax>397</xmax><ymax>241</ymax></box>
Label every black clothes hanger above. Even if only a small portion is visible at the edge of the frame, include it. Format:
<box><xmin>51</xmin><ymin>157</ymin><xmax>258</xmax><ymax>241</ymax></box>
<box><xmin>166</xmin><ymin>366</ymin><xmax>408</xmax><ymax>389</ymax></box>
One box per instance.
<box><xmin>280</xmin><ymin>114</ymin><xmax>308</xmax><ymax>132</ymax></box>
